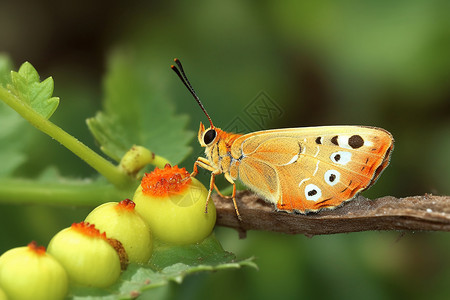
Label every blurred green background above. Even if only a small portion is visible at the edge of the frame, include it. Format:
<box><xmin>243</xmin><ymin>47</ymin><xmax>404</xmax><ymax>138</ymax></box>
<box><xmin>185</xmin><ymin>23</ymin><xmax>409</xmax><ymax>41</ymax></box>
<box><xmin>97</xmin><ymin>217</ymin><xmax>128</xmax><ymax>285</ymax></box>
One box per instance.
<box><xmin>1</xmin><ymin>0</ymin><xmax>450</xmax><ymax>299</ymax></box>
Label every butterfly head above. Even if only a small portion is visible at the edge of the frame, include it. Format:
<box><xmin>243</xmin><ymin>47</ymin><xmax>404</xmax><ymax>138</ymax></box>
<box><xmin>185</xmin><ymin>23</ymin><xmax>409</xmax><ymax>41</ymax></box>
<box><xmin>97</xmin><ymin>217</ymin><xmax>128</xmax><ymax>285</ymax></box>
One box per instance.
<box><xmin>198</xmin><ymin>122</ymin><xmax>218</xmax><ymax>147</ymax></box>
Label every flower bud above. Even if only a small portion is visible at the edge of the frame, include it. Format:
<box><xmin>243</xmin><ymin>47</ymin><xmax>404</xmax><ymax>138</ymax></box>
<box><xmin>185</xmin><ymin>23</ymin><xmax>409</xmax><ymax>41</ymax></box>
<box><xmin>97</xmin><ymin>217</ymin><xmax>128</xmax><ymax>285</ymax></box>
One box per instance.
<box><xmin>0</xmin><ymin>241</ymin><xmax>68</xmax><ymax>300</ymax></box>
<box><xmin>85</xmin><ymin>199</ymin><xmax>153</xmax><ymax>264</ymax></box>
<box><xmin>47</xmin><ymin>222</ymin><xmax>122</xmax><ymax>288</ymax></box>
<box><xmin>133</xmin><ymin>164</ymin><xmax>216</xmax><ymax>245</ymax></box>
<box><xmin>119</xmin><ymin>145</ymin><xmax>154</xmax><ymax>176</ymax></box>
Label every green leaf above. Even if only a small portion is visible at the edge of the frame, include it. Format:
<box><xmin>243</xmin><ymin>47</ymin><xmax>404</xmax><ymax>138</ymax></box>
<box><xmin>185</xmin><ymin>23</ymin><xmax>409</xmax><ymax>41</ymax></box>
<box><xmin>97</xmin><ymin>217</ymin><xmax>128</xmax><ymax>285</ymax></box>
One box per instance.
<box><xmin>0</xmin><ymin>61</ymin><xmax>128</xmax><ymax>187</ymax></box>
<box><xmin>0</xmin><ymin>58</ymin><xmax>65</xmax><ymax>177</ymax></box>
<box><xmin>87</xmin><ymin>50</ymin><xmax>194</xmax><ymax>164</ymax></box>
<box><xmin>0</xmin><ymin>55</ymin><xmax>26</xmax><ymax>176</ymax></box>
<box><xmin>69</xmin><ymin>235</ymin><xmax>256</xmax><ymax>299</ymax></box>
<box><xmin>149</xmin><ymin>234</ymin><xmax>237</xmax><ymax>270</ymax></box>
<box><xmin>8</xmin><ymin>62</ymin><xmax>59</xmax><ymax>119</ymax></box>
<box><xmin>0</xmin><ymin>85</ymin><xmax>27</xmax><ymax>177</ymax></box>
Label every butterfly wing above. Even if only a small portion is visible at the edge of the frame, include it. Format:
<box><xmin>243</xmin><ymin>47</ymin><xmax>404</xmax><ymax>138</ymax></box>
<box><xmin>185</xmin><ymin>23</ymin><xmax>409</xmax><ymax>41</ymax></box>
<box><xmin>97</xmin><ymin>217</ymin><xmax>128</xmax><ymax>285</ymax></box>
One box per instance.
<box><xmin>230</xmin><ymin>126</ymin><xmax>394</xmax><ymax>213</ymax></box>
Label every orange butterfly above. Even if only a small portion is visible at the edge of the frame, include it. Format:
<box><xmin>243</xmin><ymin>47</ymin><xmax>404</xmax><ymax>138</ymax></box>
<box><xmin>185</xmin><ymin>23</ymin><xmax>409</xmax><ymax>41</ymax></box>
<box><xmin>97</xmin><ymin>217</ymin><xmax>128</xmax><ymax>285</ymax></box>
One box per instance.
<box><xmin>171</xmin><ymin>59</ymin><xmax>394</xmax><ymax>219</ymax></box>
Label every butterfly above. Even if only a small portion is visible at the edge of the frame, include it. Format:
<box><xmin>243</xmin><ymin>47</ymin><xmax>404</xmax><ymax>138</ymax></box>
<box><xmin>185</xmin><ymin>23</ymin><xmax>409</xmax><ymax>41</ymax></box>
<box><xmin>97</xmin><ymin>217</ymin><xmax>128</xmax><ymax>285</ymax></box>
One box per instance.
<box><xmin>171</xmin><ymin>59</ymin><xmax>394</xmax><ymax>219</ymax></box>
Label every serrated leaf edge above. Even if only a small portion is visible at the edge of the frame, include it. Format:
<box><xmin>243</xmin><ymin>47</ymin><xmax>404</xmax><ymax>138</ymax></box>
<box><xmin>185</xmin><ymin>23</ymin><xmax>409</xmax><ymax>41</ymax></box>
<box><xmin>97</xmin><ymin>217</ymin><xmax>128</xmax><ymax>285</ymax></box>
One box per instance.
<box><xmin>8</xmin><ymin>62</ymin><xmax>59</xmax><ymax>119</ymax></box>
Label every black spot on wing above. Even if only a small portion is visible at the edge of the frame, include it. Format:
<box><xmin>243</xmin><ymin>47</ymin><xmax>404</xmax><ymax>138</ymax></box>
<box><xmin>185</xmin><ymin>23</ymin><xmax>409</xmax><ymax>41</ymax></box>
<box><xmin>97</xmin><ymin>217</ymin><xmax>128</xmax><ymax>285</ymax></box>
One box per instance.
<box><xmin>332</xmin><ymin>153</ymin><xmax>341</xmax><ymax>162</ymax></box>
<box><xmin>349</xmin><ymin>135</ymin><xmax>364</xmax><ymax>149</ymax></box>
<box><xmin>331</xmin><ymin>135</ymin><xmax>339</xmax><ymax>145</ymax></box>
<box><xmin>308</xmin><ymin>189</ymin><xmax>317</xmax><ymax>197</ymax></box>
<box><xmin>328</xmin><ymin>173</ymin><xmax>336</xmax><ymax>182</ymax></box>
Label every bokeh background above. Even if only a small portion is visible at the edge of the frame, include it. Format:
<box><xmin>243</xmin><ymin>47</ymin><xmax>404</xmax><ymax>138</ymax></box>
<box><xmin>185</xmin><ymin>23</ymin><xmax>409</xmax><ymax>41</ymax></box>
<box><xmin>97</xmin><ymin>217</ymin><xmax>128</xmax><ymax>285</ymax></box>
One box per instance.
<box><xmin>1</xmin><ymin>0</ymin><xmax>450</xmax><ymax>299</ymax></box>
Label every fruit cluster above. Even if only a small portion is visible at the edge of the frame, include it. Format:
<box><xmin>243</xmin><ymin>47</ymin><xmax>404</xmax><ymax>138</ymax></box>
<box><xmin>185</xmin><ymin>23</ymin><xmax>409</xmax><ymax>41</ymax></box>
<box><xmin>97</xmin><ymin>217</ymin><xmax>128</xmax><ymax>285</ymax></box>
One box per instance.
<box><xmin>0</xmin><ymin>164</ymin><xmax>216</xmax><ymax>300</ymax></box>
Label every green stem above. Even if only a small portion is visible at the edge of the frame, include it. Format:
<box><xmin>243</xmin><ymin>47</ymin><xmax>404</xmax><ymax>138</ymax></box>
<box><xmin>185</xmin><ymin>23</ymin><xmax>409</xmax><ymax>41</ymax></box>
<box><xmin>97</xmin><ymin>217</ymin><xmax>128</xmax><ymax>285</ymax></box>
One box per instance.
<box><xmin>0</xmin><ymin>87</ymin><xmax>132</xmax><ymax>188</ymax></box>
<box><xmin>0</xmin><ymin>178</ymin><xmax>134</xmax><ymax>206</ymax></box>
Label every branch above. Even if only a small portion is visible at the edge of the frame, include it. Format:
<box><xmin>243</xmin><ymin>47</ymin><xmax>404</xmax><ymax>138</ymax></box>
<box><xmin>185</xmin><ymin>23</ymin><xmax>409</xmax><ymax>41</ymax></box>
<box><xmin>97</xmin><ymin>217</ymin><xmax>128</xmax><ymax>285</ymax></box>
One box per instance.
<box><xmin>213</xmin><ymin>192</ymin><xmax>450</xmax><ymax>237</ymax></box>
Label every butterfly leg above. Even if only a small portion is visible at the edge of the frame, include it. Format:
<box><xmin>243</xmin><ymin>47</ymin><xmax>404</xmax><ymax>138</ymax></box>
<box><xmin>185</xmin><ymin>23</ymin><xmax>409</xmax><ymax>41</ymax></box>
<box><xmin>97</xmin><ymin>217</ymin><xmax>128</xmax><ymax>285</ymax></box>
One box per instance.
<box><xmin>223</xmin><ymin>173</ymin><xmax>241</xmax><ymax>221</ymax></box>
<box><xmin>191</xmin><ymin>157</ymin><xmax>221</xmax><ymax>214</ymax></box>
<box><xmin>191</xmin><ymin>157</ymin><xmax>241</xmax><ymax>220</ymax></box>
<box><xmin>205</xmin><ymin>171</ymin><xmax>221</xmax><ymax>214</ymax></box>
<box><xmin>213</xmin><ymin>185</ymin><xmax>232</xmax><ymax>198</ymax></box>
<box><xmin>214</xmin><ymin>183</ymin><xmax>243</xmax><ymax>221</ymax></box>
<box><xmin>191</xmin><ymin>157</ymin><xmax>215</xmax><ymax>177</ymax></box>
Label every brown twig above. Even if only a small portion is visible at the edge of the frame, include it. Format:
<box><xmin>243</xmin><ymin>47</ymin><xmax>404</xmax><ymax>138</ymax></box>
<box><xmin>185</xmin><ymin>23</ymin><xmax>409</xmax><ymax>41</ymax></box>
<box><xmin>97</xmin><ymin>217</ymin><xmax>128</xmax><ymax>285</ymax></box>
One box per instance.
<box><xmin>213</xmin><ymin>191</ymin><xmax>450</xmax><ymax>238</ymax></box>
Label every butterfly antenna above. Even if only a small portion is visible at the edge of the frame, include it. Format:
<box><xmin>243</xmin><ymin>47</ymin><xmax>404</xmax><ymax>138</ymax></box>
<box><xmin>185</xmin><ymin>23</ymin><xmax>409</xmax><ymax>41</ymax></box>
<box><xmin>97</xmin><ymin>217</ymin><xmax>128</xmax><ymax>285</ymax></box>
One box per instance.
<box><xmin>171</xmin><ymin>58</ymin><xmax>214</xmax><ymax>128</ymax></box>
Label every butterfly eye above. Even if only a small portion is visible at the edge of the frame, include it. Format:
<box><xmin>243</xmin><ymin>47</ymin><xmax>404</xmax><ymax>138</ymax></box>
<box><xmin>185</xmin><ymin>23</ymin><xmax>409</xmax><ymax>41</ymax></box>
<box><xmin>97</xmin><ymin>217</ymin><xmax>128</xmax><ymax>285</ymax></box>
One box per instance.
<box><xmin>203</xmin><ymin>129</ymin><xmax>217</xmax><ymax>145</ymax></box>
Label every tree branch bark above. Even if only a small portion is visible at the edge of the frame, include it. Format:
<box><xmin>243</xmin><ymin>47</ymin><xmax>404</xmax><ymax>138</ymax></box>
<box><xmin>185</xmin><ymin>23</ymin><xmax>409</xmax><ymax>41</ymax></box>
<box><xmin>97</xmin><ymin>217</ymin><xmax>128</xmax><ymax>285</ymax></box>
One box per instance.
<box><xmin>214</xmin><ymin>191</ymin><xmax>450</xmax><ymax>237</ymax></box>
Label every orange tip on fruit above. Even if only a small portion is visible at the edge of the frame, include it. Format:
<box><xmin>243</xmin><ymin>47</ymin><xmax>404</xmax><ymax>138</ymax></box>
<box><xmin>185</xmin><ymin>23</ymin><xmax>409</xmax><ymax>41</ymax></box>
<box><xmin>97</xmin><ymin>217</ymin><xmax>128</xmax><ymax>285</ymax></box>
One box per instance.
<box><xmin>140</xmin><ymin>164</ymin><xmax>191</xmax><ymax>197</ymax></box>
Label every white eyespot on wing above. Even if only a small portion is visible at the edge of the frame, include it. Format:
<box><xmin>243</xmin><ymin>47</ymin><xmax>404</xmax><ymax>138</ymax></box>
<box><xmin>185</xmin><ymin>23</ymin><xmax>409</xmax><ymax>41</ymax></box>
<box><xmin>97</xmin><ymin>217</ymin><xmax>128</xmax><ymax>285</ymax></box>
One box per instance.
<box><xmin>338</xmin><ymin>135</ymin><xmax>352</xmax><ymax>149</ymax></box>
<box><xmin>305</xmin><ymin>183</ymin><xmax>322</xmax><ymax>201</ymax></box>
<box><xmin>330</xmin><ymin>151</ymin><xmax>352</xmax><ymax>165</ymax></box>
<box><xmin>324</xmin><ymin>170</ymin><xmax>340</xmax><ymax>186</ymax></box>
<box><xmin>331</xmin><ymin>134</ymin><xmax>367</xmax><ymax>150</ymax></box>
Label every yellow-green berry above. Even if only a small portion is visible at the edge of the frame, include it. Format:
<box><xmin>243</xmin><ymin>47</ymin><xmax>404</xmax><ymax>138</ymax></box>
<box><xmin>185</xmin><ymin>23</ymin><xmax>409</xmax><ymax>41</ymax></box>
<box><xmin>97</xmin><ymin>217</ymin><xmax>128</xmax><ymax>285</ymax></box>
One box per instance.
<box><xmin>0</xmin><ymin>241</ymin><xmax>68</xmax><ymax>300</ymax></box>
<box><xmin>85</xmin><ymin>199</ymin><xmax>153</xmax><ymax>264</ymax></box>
<box><xmin>47</xmin><ymin>222</ymin><xmax>122</xmax><ymax>288</ymax></box>
<box><xmin>133</xmin><ymin>164</ymin><xmax>216</xmax><ymax>245</ymax></box>
<box><xmin>0</xmin><ymin>287</ymin><xmax>7</xmax><ymax>300</ymax></box>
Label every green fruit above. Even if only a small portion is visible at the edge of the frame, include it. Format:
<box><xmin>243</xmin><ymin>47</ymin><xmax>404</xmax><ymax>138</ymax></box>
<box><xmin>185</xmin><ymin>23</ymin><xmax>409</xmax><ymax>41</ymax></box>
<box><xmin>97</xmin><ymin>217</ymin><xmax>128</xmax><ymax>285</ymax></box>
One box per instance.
<box><xmin>0</xmin><ymin>287</ymin><xmax>7</xmax><ymax>300</ymax></box>
<box><xmin>85</xmin><ymin>199</ymin><xmax>153</xmax><ymax>264</ymax></box>
<box><xmin>0</xmin><ymin>241</ymin><xmax>68</xmax><ymax>300</ymax></box>
<box><xmin>133</xmin><ymin>164</ymin><xmax>216</xmax><ymax>245</ymax></box>
<box><xmin>47</xmin><ymin>222</ymin><xmax>121</xmax><ymax>288</ymax></box>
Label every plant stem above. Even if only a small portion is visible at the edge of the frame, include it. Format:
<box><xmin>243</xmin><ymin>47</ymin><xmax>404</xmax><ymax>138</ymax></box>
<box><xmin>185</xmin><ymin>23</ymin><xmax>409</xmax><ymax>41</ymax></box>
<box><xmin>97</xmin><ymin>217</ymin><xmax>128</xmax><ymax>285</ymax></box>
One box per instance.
<box><xmin>0</xmin><ymin>87</ymin><xmax>133</xmax><ymax>188</ymax></box>
<box><xmin>0</xmin><ymin>178</ymin><xmax>133</xmax><ymax>206</ymax></box>
<box><xmin>215</xmin><ymin>192</ymin><xmax>450</xmax><ymax>235</ymax></box>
